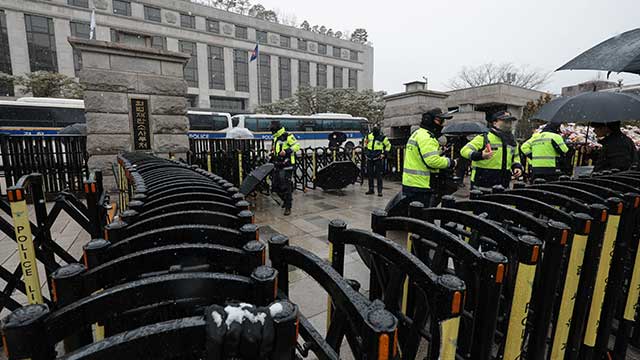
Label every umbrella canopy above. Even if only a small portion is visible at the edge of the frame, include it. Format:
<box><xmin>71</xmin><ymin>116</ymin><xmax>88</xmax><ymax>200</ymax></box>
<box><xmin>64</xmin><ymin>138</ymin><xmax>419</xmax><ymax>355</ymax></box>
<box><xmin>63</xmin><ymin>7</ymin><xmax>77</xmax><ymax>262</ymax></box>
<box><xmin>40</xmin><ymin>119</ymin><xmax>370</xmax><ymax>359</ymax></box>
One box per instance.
<box><xmin>315</xmin><ymin>161</ymin><xmax>359</xmax><ymax>190</ymax></box>
<box><xmin>239</xmin><ymin>163</ymin><xmax>274</xmax><ymax>195</ymax></box>
<box><xmin>226</xmin><ymin>127</ymin><xmax>255</xmax><ymax>139</ymax></box>
<box><xmin>531</xmin><ymin>91</ymin><xmax>640</xmax><ymax>124</ymax></box>
<box><xmin>558</xmin><ymin>28</ymin><xmax>640</xmax><ymax>75</ymax></box>
<box><xmin>59</xmin><ymin>123</ymin><xmax>87</xmax><ymax>135</ymax></box>
<box><xmin>442</xmin><ymin>121</ymin><xmax>488</xmax><ymax>135</ymax></box>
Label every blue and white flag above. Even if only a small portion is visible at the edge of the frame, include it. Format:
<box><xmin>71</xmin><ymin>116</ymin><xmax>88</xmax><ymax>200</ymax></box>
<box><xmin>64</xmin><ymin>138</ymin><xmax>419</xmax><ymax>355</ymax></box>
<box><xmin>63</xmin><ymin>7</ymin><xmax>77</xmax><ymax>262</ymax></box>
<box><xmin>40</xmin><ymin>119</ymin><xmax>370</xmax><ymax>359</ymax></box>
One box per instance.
<box><xmin>250</xmin><ymin>43</ymin><xmax>259</xmax><ymax>62</ymax></box>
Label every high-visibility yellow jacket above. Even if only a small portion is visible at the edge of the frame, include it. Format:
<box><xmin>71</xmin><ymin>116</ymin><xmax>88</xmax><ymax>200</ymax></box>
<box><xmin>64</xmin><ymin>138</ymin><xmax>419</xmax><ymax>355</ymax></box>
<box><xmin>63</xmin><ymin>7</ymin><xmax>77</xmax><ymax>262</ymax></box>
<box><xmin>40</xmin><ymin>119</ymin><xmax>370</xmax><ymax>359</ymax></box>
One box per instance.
<box><xmin>460</xmin><ymin>131</ymin><xmax>522</xmax><ymax>188</ymax></box>
<box><xmin>272</xmin><ymin>127</ymin><xmax>300</xmax><ymax>164</ymax></box>
<box><xmin>365</xmin><ymin>133</ymin><xmax>391</xmax><ymax>159</ymax></box>
<box><xmin>520</xmin><ymin>131</ymin><xmax>569</xmax><ymax>174</ymax></box>
<box><xmin>402</xmin><ymin>128</ymin><xmax>451</xmax><ymax>191</ymax></box>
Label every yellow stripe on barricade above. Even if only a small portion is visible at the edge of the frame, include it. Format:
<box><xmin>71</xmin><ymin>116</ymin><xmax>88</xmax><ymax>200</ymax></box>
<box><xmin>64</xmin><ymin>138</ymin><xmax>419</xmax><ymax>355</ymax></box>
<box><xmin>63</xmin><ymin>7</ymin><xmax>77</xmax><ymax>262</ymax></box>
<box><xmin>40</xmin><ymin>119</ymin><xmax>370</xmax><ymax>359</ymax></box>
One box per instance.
<box><xmin>503</xmin><ymin>262</ymin><xmax>537</xmax><ymax>360</ymax></box>
<box><xmin>401</xmin><ymin>233</ymin><xmax>413</xmax><ymax>315</ymax></box>
<box><xmin>584</xmin><ymin>214</ymin><xmax>620</xmax><ymax>346</ymax></box>
<box><xmin>624</xmin><ymin>242</ymin><xmax>640</xmax><ymax>321</ymax></box>
<box><xmin>550</xmin><ymin>234</ymin><xmax>588</xmax><ymax>359</ymax></box>
<box><xmin>439</xmin><ymin>317</ymin><xmax>460</xmax><ymax>360</ymax></box>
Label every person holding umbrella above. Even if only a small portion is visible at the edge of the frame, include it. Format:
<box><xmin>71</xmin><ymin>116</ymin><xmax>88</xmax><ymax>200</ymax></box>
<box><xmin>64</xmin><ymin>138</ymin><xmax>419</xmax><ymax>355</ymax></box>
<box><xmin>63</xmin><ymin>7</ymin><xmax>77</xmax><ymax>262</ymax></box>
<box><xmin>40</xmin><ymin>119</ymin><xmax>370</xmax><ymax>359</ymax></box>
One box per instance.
<box><xmin>401</xmin><ymin>108</ymin><xmax>456</xmax><ymax>206</ymax></box>
<box><xmin>520</xmin><ymin>122</ymin><xmax>569</xmax><ymax>182</ymax></box>
<box><xmin>592</xmin><ymin>121</ymin><xmax>637</xmax><ymax>172</ymax></box>
<box><xmin>269</xmin><ymin>120</ymin><xmax>300</xmax><ymax>216</ymax></box>
<box><xmin>460</xmin><ymin>111</ymin><xmax>523</xmax><ymax>189</ymax></box>
<box><xmin>364</xmin><ymin>125</ymin><xmax>392</xmax><ymax>196</ymax></box>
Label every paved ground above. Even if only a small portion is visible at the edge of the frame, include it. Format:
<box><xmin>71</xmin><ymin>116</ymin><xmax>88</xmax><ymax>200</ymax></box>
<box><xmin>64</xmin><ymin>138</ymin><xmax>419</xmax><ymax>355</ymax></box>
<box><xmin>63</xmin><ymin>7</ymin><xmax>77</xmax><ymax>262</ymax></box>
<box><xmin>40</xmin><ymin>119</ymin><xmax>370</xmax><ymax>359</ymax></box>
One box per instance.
<box><xmin>1</xmin><ymin>179</ymin><xmax>640</xmax><ymax>358</ymax></box>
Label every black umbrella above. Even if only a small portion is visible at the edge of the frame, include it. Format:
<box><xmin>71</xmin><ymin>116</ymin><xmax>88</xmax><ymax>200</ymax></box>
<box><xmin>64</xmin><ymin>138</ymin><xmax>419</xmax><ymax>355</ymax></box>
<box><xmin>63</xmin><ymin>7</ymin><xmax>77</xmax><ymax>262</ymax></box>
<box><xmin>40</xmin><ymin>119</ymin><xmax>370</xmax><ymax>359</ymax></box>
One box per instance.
<box><xmin>315</xmin><ymin>161</ymin><xmax>359</xmax><ymax>190</ymax></box>
<box><xmin>558</xmin><ymin>28</ymin><xmax>640</xmax><ymax>75</ymax></box>
<box><xmin>531</xmin><ymin>91</ymin><xmax>640</xmax><ymax>124</ymax></box>
<box><xmin>442</xmin><ymin>121</ymin><xmax>488</xmax><ymax>135</ymax></box>
<box><xmin>239</xmin><ymin>163</ymin><xmax>274</xmax><ymax>195</ymax></box>
<box><xmin>328</xmin><ymin>132</ymin><xmax>347</xmax><ymax>147</ymax></box>
<box><xmin>59</xmin><ymin>123</ymin><xmax>87</xmax><ymax>135</ymax></box>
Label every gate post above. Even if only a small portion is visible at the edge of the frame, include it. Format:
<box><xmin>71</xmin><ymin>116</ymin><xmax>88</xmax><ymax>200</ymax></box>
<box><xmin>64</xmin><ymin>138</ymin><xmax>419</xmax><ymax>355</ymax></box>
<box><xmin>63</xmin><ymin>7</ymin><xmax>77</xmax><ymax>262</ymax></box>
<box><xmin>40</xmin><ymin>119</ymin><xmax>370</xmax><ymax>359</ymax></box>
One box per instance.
<box><xmin>1</xmin><ymin>304</ymin><xmax>53</xmax><ymax>360</ymax></box>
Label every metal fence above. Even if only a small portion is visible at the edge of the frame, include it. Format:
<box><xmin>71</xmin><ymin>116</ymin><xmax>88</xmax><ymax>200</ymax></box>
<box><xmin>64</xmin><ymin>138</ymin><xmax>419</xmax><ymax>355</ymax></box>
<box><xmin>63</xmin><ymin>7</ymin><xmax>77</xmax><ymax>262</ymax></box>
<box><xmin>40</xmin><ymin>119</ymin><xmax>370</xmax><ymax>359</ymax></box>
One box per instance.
<box><xmin>0</xmin><ymin>134</ymin><xmax>88</xmax><ymax>195</ymax></box>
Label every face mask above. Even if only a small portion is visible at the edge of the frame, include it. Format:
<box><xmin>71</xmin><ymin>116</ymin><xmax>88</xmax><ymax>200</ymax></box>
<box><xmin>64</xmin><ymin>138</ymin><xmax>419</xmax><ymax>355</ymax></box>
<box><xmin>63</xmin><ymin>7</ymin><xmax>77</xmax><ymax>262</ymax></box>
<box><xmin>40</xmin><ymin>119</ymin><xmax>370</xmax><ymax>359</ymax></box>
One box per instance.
<box><xmin>496</xmin><ymin>121</ymin><xmax>513</xmax><ymax>132</ymax></box>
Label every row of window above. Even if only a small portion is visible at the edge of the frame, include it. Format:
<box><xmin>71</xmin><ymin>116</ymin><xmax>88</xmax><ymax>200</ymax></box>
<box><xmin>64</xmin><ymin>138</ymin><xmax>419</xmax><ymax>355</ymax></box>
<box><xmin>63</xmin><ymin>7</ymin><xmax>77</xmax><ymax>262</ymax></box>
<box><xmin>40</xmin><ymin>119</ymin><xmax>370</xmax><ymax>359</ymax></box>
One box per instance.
<box><xmin>71</xmin><ymin>0</ymin><xmax>359</xmax><ymax>61</ymax></box>
<box><xmin>243</xmin><ymin>118</ymin><xmax>365</xmax><ymax>132</ymax></box>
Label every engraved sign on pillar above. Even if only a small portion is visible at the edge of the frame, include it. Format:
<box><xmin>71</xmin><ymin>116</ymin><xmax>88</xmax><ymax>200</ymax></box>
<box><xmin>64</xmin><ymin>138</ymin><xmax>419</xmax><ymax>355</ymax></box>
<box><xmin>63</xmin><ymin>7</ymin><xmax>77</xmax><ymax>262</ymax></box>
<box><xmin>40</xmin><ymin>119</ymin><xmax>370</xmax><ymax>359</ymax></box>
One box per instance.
<box><xmin>131</xmin><ymin>98</ymin><xmax>151</xmax><ymax>150</ymax></box>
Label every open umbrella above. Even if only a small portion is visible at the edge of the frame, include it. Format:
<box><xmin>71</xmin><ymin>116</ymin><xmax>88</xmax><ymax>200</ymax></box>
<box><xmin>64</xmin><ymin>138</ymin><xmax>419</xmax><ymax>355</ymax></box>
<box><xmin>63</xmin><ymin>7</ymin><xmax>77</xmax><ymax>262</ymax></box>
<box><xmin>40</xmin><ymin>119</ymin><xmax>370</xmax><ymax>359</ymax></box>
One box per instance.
<box><xmin>239</xmin><ymin>163</ymin><xmax>274</xmax><ymax>195</ymax></box>
<box><xmin>315</xmin><ymin>161</ymin><xmax>359</xmax><ymax>190</ymax></box>
<box><xmin>59</xmin><ymin>123</ymin><xmax>87</xmax><ymax>135</ymax></box>
<box><xmin>442</xmin><ymin>121</ymin><xmax>488</xmax><ymax>135</ymax></box>
<box><xmin>328</xmin><ymin>132</ymin><xmax>347</xmax><ymax>147</ymax></box>
<box><xmin>531</xmin><ymin>91</ymin><xmax>640</xmax><ymax>124</ymax></box>
<box><xmin>558</xmin><ymin>28</ymin><xmax>640</xmax><ymax>76</ymax></box>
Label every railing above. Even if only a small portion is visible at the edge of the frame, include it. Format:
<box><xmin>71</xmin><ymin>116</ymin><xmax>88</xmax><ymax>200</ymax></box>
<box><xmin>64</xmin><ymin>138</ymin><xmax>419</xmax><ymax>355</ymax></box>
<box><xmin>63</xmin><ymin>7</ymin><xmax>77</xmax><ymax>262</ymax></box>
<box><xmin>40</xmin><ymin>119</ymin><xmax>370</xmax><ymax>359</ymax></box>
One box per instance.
<box><xmin>0</xmin><ymin>134</ymin><xmax>88</xmax><ymax>195</ymax></box>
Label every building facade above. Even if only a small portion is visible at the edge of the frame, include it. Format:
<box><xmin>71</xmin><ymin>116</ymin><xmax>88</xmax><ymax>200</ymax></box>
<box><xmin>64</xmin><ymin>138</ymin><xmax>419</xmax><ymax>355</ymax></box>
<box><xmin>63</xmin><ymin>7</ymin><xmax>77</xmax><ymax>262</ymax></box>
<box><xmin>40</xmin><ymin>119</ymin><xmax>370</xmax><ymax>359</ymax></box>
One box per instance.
<box><xmin>383</xmin><ymin>81</ymin><xmax>546</xmax><ymax>140</ymax></box>
<box><xmin>0</xmin><ymin>0</ymin><xmax>374</xmax><ymax>112</ymax></box>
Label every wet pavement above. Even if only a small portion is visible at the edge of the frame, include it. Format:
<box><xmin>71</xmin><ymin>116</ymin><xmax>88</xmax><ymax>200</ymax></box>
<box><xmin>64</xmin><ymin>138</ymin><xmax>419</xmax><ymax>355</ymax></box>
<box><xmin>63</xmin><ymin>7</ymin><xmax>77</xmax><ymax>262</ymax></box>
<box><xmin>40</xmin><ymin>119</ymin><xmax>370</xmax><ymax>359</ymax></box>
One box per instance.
<box><xmin>1</xmin><ymin>179</ymin><xmax>640</xmax><ymax>358</ymax></box>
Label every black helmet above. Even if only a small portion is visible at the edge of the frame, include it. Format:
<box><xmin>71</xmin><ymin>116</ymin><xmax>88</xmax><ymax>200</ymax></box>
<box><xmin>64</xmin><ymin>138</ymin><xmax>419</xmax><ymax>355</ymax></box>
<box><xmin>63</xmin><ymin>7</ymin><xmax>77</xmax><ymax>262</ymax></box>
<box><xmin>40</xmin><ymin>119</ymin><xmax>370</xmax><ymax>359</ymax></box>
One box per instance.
<box><xmin>372</xmin><ymin>125</ymin><xmax>380</xmax><ymax>136</ymax></box>
<box><xmin>269</xmin><ymin>120</ymin><xmax>282</xmax><ymax>134</ymax></box>
<box><xmin>421</xmin><ymin>108</ymin><xmax>452</xmax><ymax>133</ymax></box>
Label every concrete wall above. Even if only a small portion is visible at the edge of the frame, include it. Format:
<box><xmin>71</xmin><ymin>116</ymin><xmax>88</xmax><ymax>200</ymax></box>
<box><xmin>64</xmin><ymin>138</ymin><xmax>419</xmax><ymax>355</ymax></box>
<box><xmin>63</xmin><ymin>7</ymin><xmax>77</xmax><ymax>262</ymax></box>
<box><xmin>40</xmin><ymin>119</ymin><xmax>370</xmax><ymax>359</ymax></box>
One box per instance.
<box><xmin>1</xmin><ymin>0</ymin><xmax>373</xmax><ymax>110</ymax></box>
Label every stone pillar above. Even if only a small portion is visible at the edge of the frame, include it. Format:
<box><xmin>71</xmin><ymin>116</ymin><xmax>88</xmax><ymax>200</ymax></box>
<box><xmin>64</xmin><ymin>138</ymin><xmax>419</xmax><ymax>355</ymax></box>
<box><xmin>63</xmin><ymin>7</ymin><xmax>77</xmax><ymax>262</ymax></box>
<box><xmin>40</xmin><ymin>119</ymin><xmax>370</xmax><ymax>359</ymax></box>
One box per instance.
<box><xmin>327</xmin><ymin>65</ymin><xmax>334</xmax><ymax>89</ymax></box>
<box><xmin>291</xmin><ymin>59</ymin><xmax>299</xmax><ymax>95</ymax></box>
<box><xmin>270</xmin><ymin>55</ymin><xmax>279</xmax><ymax>102</ymax></box>
<box><xmin>54</xmin><ymin>18</ymin><xmax>75</xmax><ymax>77</ymax></box>
<box><xmin>69</xmin><ymin>39</ymin><xmax>190</xmax><ymax>191</ymax></box>
<box><xmin>310</xmin><ymin>62</ymin><xmax>317</xmax><ymax>87</ymax></box>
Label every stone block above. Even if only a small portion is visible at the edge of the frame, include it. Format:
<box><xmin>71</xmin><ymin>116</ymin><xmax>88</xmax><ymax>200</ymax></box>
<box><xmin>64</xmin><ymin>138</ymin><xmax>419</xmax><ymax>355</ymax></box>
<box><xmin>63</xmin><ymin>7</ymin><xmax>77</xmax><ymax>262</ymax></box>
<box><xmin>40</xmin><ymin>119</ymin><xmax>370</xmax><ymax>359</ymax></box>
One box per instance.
<box><xmin>82</xmin><ymin>52</ymin><xmax>110</xmax><ymax>70</ymax></box>
<box><xmin>84</xmin><ymin>91</ymin><xmax>129</xmax><ymax>114</ymax></box>
<box><xmin>153</xmin><ymin>134</ymin><xmax>190</xmax><ymax>153</ymax></box>
<box><xmin>151</xmin><ymin>115</ymin><xmax>189</xmax><ymax>134</ymax></box>
<box><xmin>137</xmin><ymin>74</ymin><xmax>188</xmax><ymax>96</ymax></box>
<box><xmin>150</xmin><ymin>95</ymin><xmax>187</xmax><ymax>115</ymax></box>
<box><xmin>161</xmin><ymin>61</ymin><xmax>184</xmax><ymax>77</ymax></box>
<box><xmin>86</xmin><ymin>113</ymin><xmax>131</xmax><ymax>134</ymax></box>
<box><xmin>79</xmin><ymin>70</ymin><xmax>137</xmax><ymax>92</ymax></box>
<box><xmin>87</xmin><ymin>134</ymin><xmax>131</xmax><ymax>155</ymax></box>
<box><xmin>87</xmin><ymin>154</ymin><xmax>115</xmax><ymax>173</ymax></box>
<box><xmin>109</xmin><ymin>54</ymin><xmax>161</xmax><ymax>75</ymax></box>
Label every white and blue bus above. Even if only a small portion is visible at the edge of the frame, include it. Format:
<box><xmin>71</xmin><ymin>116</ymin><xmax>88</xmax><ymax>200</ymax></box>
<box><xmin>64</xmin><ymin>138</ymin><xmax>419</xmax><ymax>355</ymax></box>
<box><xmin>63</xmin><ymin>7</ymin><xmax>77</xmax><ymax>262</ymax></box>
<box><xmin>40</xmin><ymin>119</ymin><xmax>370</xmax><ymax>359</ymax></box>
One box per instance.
<box><xmin>231</xmin><ymin>113</ymin><xmax>368</xmax><ymax>148</ymax></box>
<box><xmin>0</xmin><ymin>98</ymin><xmax>233</xmax><ymax>138</ymax></box>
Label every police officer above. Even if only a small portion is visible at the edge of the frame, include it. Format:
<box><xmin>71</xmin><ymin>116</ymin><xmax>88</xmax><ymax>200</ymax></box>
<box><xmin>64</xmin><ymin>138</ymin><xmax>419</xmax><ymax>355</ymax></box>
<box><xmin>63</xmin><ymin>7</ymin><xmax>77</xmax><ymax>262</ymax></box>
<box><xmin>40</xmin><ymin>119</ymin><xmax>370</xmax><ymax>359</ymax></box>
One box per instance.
<box><xmin>402</xmin><ymin>108</ymin><xmax>456</xmax><ymax>206</ymax></box>
<box><xmin>365</xmin><ymin>125</ymin><xmax>391</xmax><ymax>196</ymax></box>
<box><xmin>270</xmin><ymin>120</ymin><xmax>300</xmax><ymax>216</ymax></box>
<box><xmin>520</xmin><ymin>122</ymin><xmax>569</xmax><ymax>182</ymax></box>
<box><xmin>460</xmin><ymin>111</ymin><xmax>523</xmax><ymax>189</ymax></box>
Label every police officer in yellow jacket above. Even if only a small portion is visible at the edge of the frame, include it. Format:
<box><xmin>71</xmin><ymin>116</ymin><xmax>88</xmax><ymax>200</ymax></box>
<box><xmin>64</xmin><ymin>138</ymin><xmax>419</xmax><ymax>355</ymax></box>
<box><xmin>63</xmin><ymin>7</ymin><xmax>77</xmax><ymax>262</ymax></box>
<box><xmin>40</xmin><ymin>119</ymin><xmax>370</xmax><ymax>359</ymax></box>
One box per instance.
<box><xmin>365</xmin><ymin>125</ymin><xmax>392</xmax><ymax>196</ymax></box>
<box><xmin>460</xmin><ymin>111</ymin><xmax>523</xmax><ymax>189</ymax></box>
<box><xmin>270</xmin><ymin>121</ymin><xmax>301</xmax><ymax>216</ymax></box>
<box><xmin>402</xmin><ymin>108</ymin><xmax>456</xmax><ymax>206</ymax></box>
<box><xmin>520</xmin><ymin>123</ymin><xmax>569</xmax><ymax>182</ymax></box>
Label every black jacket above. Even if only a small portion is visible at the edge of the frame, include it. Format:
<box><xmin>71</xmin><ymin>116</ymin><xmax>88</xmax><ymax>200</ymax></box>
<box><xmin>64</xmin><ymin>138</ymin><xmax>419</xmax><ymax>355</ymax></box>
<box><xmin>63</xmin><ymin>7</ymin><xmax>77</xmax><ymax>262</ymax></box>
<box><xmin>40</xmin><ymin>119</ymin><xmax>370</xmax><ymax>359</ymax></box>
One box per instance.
<box><xmin>594</xmin><ymin>131</ymin><xmax>638</xmax><ymax>172</ymax></box>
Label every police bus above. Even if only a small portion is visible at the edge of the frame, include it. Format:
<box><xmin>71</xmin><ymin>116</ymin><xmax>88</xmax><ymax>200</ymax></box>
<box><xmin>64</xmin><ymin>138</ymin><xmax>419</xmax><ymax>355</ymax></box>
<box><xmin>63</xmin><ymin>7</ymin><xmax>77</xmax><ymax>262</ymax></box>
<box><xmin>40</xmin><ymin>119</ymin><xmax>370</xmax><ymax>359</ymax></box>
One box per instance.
<box><xmin>231</xmin><ymin>113</ymin><xmax>368</xmax><ymax>148</ymax></box>
<box><xmin>0</xmin><ymin>98</ymin><xmax>233</xmax><ymax>137</ymax></box>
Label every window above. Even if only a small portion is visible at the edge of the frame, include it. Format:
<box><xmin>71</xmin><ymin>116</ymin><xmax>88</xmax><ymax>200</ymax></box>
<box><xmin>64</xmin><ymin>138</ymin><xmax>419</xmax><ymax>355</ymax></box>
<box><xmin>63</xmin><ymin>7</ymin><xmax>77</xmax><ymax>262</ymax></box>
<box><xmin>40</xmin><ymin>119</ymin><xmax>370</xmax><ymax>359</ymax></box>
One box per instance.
<box><xmin>144</xmin><ymin>6</ymin><xmax>161</xmax><ymax>22</ymax></box>
<box><xmin>210</xmin><ymin>97</ymin><xmax>245</xmax><ymax>111</ymax></box>
<box><xmin>350</xmin><ymin>50</ymin><xmax>358</xmax><ymax>61</ymax></box>
<box><xmin>70</xmin><ymin>22</ymin><xmax>90</xmax><ymax>75</ymax></box>
<box><xmin>349</xmin><ymin>69</ymin><xmax>357</xmax><ymax>89</ymax></box>
<box><xmin>187</xmin><ymin>95</ymin><xmax>198</xmax><ymax>108</ymax></box>
<box><xmin>233</xmin><ymin>49</ymin><xmax>249</xmax><ymax>92</ymax></box>
<box><xmin>258</xmin><ymin>54</ymin><xmax>271</xmax><ymax>104</ymax></box>
<box><xmin>333</xmin><ymin>66</ymin><xmax>343</xmax><ymax>88</ymax></box>
<box><xmin>68</xmin><ymin>0</ymin><xmax>89</xmax><ymax>7</ymax></box>
<box><xmin>188</xmin><ymin>113</ymin><xmax>230</xmax><ymax>131</ymax></box>
<box><xmin>180</xmin><ymin>13</ymin><xmax>195</xmax><ymax>29</ymax></box>
<box><xmin>179</xmin><ymin>41</ymin><xmax>198</xmax><ymax>87</ymax></box>
<box><xmin>297</xmin><ymin>39</ymin><xmax>307</xmax><ymax>51</ymax></box>
<box><xmin>256</xmin><ymin>30</ymin><xmax>267</xmax><ymax>44</ymax></box>
<box><xmin>206</xmin><ymin>19</ymin><xmax>219</xmax><ymax>33</ymax></box>
<box><xmin>112</xmin><ymin>0</ymin><xmax>131</xmax><ymax>16</ymax></box>
<box><xmin>317</xmin><ymin>43</ymin><xmax>326</xmax><ymax>55</ymax></box>
<box><xmin>235</xmin><ymin>26</ymin><xmax>247</xmax><ymax>39</ymax></box>
<box><xmin>0</xmin><ymin>11</ymin><xmax>13</xmax><ymax>96</ymax></box>
<box><xmin>25</xmin><ymin>15</ymin><xmax>58</xmax><ymax>72</ymax></box>
<box><xmin>151</xmin><ymin>36</ymin><xmax>165</xmax><ymax>50</ymax></box>
<box><xmin>208</xmin><ymin>45</ymin><xmax>225</xmax><ymax>90</ymax></box>
<box><xmin>317</xmin><ymin>64</ymin><xmax>327</xmax><ymax>88</ymax></box>
<box><xmin>279</xmin><ymin>57</ymin><xmax>291</xmax><ymax>99</ymax></box>
<box><xmin>333</xmin><ymin>46</ymin><xmax>341</xmax><ymax>58</ymax></box>
<box><xmin>298</xmin><ymin>61</ymin><xmax>309</xmax><ymax>88</ymax></box>
<box><xmin>280</xmin><ymin>35</ymin><xmax>290</xmax><ymax>48</ymax></box>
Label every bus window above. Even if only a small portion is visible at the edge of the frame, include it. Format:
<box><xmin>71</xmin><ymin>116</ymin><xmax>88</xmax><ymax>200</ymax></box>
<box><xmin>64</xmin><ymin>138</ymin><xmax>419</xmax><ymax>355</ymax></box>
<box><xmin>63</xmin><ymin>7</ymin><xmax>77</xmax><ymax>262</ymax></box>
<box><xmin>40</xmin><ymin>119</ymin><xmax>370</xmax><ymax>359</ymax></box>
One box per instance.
<box><xmin>231</xmin><ymin>116</ymin><xmax>240</xmax><ymax>127</ymax></box>
<box><xmin>0</xmin><ymin>106</ymin><xmax>52</xmax><ymax>127</ymax></box>
<box><xmin>50</xmin><ymin>108</ymin><xmax>86</xmax><ymax>127</ymax></box>
<box><xmin>188</xmin><ymin>113</ymin><xmax>213</xmax><ymax>130</ymax></box>
<box><xmin>244</xmin><ymin>118</ymin><xmax>258</xmax><ymax>131</ymax></box>
<box><xmin>212</xmin><ymin>115</ymin><xmax>229</xmax><ymax>130</ymax></box>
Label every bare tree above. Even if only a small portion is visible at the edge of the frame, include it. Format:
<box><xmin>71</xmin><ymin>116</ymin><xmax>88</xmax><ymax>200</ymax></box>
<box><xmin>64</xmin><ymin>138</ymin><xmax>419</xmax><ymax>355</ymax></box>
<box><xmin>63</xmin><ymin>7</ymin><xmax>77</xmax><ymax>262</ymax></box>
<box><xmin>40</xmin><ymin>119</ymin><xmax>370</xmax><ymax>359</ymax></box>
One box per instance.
<box><xmin>275</xmin><ymin>9</ymin><xmax>298</xmax><ymax>26</ymax></box>
<box><xmin>447</xmin><ymin>63</ymin><xmax>551</xmax><ymax>90</ymax></box>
